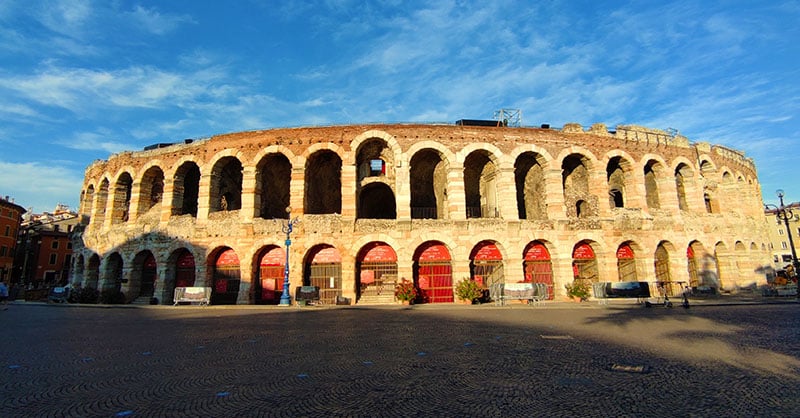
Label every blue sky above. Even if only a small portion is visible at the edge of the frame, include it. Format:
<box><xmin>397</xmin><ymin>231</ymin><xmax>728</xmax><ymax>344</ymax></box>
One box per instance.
<box><xmin>1</xmin><ymin>0</ymin><xmax>799</xmax><ymax>213</ymax></box>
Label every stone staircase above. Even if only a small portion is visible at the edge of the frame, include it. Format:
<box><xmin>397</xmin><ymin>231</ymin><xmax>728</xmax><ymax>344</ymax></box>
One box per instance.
<box><xmin>356</xmin><ymin>293</ymin><xmax>397</xmax><ymax>305</ymax></box>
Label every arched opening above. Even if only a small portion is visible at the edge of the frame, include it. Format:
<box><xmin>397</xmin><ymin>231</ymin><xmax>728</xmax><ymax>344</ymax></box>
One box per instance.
<box><xmin>256</xmin><ymin>153</ymin><xmax>291</xmax><ymax>219</ymax></box>
<box><xmin>103</xmin><ymin>252</ymin><xmax>124</xmax><ymax>293</ymax></box>
<box><xmin>522</xmin><ymin>241</ymin><xmax>554</xmax><ymax>300</ymax></box>
<box><xmin>94</xmin><ymin>179</ymin><xmax>109</xmax><ymax>226</ymax></box>
<box><xmin>137</xmin><ymin>166</ymin><xmax>164</xmax><ymax>218</ymax></box>
<box><xmin>644</xmin><ymin>160</ymin><xmax>661</xmax><ymax>209</ymax></box>
<box><xmin>616</xmin><ymin>243</ymin><xmax>637</xmax><ymax>281</ymax></box>
<box><xmin>469</xmin><ymin>241</ymin><xmax>503</xmax><ymax>301</ymax></box>
<box><xmin>255</xmin><ymin>245</ymin><xmax>285</xmax><ymax>304</ymax></box>
<box><xmin>563</xmin><ymin>154</ymin><xmax>596</xmax><ymax>217</ymax></box>
<box><xmin>211</xmin><ymin>248</ymin><xmax>240</xmax><ymax>305</ymax></box>
<box><xmin>111</xmin><ymin>173</ymin><xmax>133</xmax><ymax>223</ymax></box>
<box><xmin>304</xmin><ymin>151</ymin><xmax>342</xmax><ymax>215</ymax></box>
<box><xmin>86</xmin><ymin>254</ymin><xmax>100</xmax><ymax>289</ymax></box>
<box><xmin>172</xmin><ymin>162</ymin><xmax>200</xmax><ymax>217</ymax></box>
<box><xmin>357</xmin><ymin>183</ymin><xmax>397</xmax><ymax>219</ymax></box>
<box><xmin>675</xmin><ymin>163</ymin><xmax>692</xmax><ymax>211</ymax></box>
<box><xmin>356</xmin><ymin>242</ymin><xmax>398</xmax><ymax>303</ymax></box>
<box><xmin>571</xmin><ymin>242</ymin><xmax>599</xmax><ymax>283</ymax></box>
<box><xmin>304</xmin><ymin>245</ymin><xmax>342</xmax><ymax>305</ymax></box>
<box><xmin>606</xmin><ymin>157</ymin><xmax>627</xmax><ymax>208</ymax></box>
<box><xmin>654</xmin><ymin>243</ymin><xmax>672</xmax><ymax>294</ymax></box>
<box><xmin>514</xmin><ymin>152</ymin><xmax>547</xmax><ymax>220</ymax></box>
<box><xmin>131</xmin><ymin>251</ymin><xmax>157</xmax><ymax>300</ymax></box>
<box><xmin>356</xmin><ymin>138</ymin><xmax>394</xmax><ymax>182</ymax></box>
<box><xmin>172</xmin><ymin>249</ymin><xmax>196</xmax><ymax>291</ymax></box>
<box><xmin>464</xmin><ymin>150</ymin><xmax>499</xmax><ymax>218</ymax></box>
<box><xmin>410</xmin><ymin>149</ymin><xmax>448</xmax><ymax>219</ymax></box>
<box><xmin>413</xmin><ymin>241</ymin><xmax>453</xmax><ymax>303</ymax></box>
<box><xmin>210</xmin><ymin>157</ymin><xmax>243</xmax><ymax>213</ymax></box>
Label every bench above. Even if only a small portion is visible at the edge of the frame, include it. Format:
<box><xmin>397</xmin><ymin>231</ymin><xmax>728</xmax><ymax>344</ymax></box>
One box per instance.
<box><xmin>295</xmin><ymin>286</ymin><xmax>320</xmax><ymax>306</ymax></box>
<box><xmin>173</xmin><ymin>287</ymin><xmax>211</xmax><ymax>306</ymax></box>
<box><xmin>592</xmin><ymin>282</ymin><xmax>651</xmax><ymax>305</ymax></box>
<box><xmin>492</xmin><ymin>282</ymin><xmax>548</xmax><ymax>306</ymax></box>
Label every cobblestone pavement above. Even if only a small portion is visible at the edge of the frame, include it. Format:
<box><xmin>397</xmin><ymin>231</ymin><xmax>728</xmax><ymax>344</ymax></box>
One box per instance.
<box><xmin>1</xmin><ymin>301</ymin><xmax>799</xmax><ymax>417</ymax></box>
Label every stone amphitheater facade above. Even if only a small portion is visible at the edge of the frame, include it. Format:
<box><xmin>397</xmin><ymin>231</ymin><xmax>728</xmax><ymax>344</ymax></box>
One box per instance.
<box><xmin>70</xmin><ymin>123</ymin><xmax>770</xmax><ymax>305</ymax></box>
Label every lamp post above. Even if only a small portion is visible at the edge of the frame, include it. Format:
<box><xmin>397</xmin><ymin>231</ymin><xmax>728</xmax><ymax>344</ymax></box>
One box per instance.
<box><xmin>279</xmin><ymin>207</ymin><xmax>300</xmax><ymax>306</ymax></box>
<box><xmin>765</xmin><ymin>189</ymin><xmax>800</xmax><ymax>298</ymax></box>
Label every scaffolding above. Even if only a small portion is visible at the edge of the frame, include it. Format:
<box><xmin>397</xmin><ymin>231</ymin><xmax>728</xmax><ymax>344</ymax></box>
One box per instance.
<box><xmin>494</xmin><ymin>109</ymin><xmax>522</xmax><ymax>127</ymax></box>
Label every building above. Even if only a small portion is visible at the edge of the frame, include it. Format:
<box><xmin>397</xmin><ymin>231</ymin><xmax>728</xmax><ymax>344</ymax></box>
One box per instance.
<box><xmin>70</xmin><ymin>122</ymin><xmax>771</xmax><ymax>305</ymax></box>
<box><xmin>0</xmin><ymin>195</ymin><xmax>25</xmax><ymax>283</ymax></box>
<box><xmin>765</xmin><ymin>202</ymin><xmax>800</xmax><ymax>274</ymax></box>
<box><xmin>13</xmin><ymin>204</ymin><xmax>80</xmax><ymax>289</ymax></box>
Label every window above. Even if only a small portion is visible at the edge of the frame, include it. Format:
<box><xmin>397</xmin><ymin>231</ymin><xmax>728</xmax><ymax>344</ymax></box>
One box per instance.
<box><xmin>51</xmin><ymin>241</ymin><xmax>59</xmax><ymax>250</ymax></box>
<box><xmin>67</xmin><ymin>242</ymin><xmax>72</xmax><ymax>250</ymax></box>
<box><xmin>49</xmin><ymin>253</ymin><xmax>57</xmax><ymax>265</ymax></box>
<box><xmin>779</xmin><ymin>229</ymin><xmax>784</xmax><ymax>235</ymax></box>
<box><xmin>781</xmin><ymin>242</ymin><xmax>788</xmax><ymax>249</ymax></box>
<box><xmin>0</xmin><ymin>246</ymin><xmax>6</xmax><ymax>257</ymax></box>
<box><xmin>64</xmin><ymin>254</ymin><xmax>72</xmax><ymax>267</ymax></box>
<box><xmin>53</xmin><ymin>225</ymin><xmax>60</xmax><ymax>232</ymax></box>
<box><xmin>4</xmin><ymin>226</ymin><xmax>8</xmax><ymax>236</ymax></box>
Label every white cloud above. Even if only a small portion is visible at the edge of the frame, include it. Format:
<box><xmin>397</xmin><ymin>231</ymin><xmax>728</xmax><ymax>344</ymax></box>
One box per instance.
<box><xmin>58</xmin><ymin>131</ymin><xmax>135</xmax><ymax>154</ymax></box>
<box><xmin>0</xmin><ymin>160</ymin><xmax>82</xmax><ymax>213</ymax></box>
<box><xmin>126</xmin><ymin>5</ymin><xmax>195</xmax><ymax>35</ymax></box>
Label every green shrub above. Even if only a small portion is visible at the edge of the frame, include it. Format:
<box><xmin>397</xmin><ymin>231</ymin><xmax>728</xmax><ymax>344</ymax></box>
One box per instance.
<box><xmin>565</xmin><ymin>280</ymin><xmax>591</xmax><ymax>302</ymax></box>
<box><xmin>68</xmin><ymin>287</ymin><xmax>99</xmax><ymax>304</ymax></box>
<box><xmin>455</xmin><ymin>278</ymin><xmax>484</xmax><ymax>302</ymax></box>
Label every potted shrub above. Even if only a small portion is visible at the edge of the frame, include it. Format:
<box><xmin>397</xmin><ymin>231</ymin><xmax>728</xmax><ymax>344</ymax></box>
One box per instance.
<box><xmin>395</xmin><ymin>278</ymin><xmax>417</xmax><ymax>305</ymax></box>
<box><xmin>455</xmin><ymin>278</ymin><xmax>484</xmax><ymax>304</ymax></box>
<box><xmin>565</xmin><ymin>280</ymin><xmax>591</xmax><ymax>302</ymax></box>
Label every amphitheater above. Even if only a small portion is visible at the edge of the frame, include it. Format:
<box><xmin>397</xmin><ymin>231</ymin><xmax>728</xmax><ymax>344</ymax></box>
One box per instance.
<box><xmin>70</xmin><ymin>122</ymin><xmax>771</xmax><ymax>305</ymax></box>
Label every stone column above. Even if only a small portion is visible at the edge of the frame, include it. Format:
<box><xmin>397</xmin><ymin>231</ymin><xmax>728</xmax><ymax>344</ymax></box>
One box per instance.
<box><xmin>544</xmin><ymin>168</ymin><xmax>566</xmax><ymax>220</ymax></box>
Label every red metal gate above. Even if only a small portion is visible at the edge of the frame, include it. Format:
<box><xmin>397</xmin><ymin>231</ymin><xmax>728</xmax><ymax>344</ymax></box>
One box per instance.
<box><xmin>259</xmin><ymin>247</ymin><xmax>285</xmax><ymax>304</ymax></box>
<box><xmin>306</xmin><ymin>246</ymin><xmax>342</xmax><ymax>305</ymax></box>
<box><xmin>616</xmin><ymin>244</ymin><xmax>637</xmax><ymax>282</ymax></box>
<box><xmin>416</xmin><ymin>243</ymin><xmax>453</xmax><ymax>303</ymax></box>
<box><xmin>175</xmin><ymin>251</ymin><xmax>195</xmax><ymax>288</ymax></box>
<box><xmin>213</xmin><ymin>249</ymin><xmax>240</xmax><ymax>305</ymax></box>
<box><xmin>523</xmin><ymin>242</ymin><xmax>554</xmax><ymax>299</ymax></box>
<box><xmin>357</xmin><ymin>242</ymin><xmax>398</xmax><ymax>301</ymax></box>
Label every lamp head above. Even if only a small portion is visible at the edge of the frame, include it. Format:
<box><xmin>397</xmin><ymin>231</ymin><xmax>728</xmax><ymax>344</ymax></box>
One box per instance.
<box><xmin>776</xmin><ymin>189</ymin><xmax>785</xmax><ymax>199</ymax></box>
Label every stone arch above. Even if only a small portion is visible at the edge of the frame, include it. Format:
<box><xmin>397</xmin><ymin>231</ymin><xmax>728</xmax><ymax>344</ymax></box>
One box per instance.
<box><xmin>253</xmin><ymin>244</ymin><xmax>285</xmax><ymax>304</ymax></box>
<box><xmin>468</xmin><ymin>240</ymin><xmax>505</xmax><ymax>290</ymax></box>
<box><xmin>355</xmin><ymin>241</ymin><xmax>398</xmax><ymax>303</ymax></box>
<box><xmin>172</xmin><ymin>161</ymin><xmax>201</xmax><ymax>217</ymax></box>
<box><xmin>522</xmin><ymin>240</ymin><xmax>555</xmax><ymax>299</ymax></box>
<box><xmin>643</xmin><ymin>158</ymin><xmax>667</xmax><ymax>210</ymax></box>
<box><xmin>463</xmin><ymin>149</ymin><xmax>500</xmax><ymax>218</ymax></box>
<box><xmin>410</xmin><ymin>148</ymin><xmax>451</xmax><ymax>220</ymax></box>
<box><xmin>606</xmin><ymin>154</ymin><xmax>635</xmax><ymax>209</ymax></box>
<box><xmin>616</xmin><ymin>240</ymin><xmax>641</xmax><ymax>282</ymax></box>
<box><xmin>572</xmin><ymin>240</ymin><xmax>600</xmax><ymax>283</ymax></box>
<box><xmin>303</xmin><ymin>244</ymin><xmax>343</xmax><ymax>304</ymax></box>
<box><xmin>413</xmin><ymin>240</ymin><xmax>454</xmax><ymax>304</ymax></box>
<box><xmin>514</xmin><ymin>151</ymin><xmax>548</xmax><ymax>220</ymax></box>
<box><xmin>101</xmin><ymin>252</ymin><xmax>124</xmax><ymax>294</ymax></box>
<box><xmin>136</xmin><ymin>165</ymin><xmax>164</xmax><ymax>219</ymax></box>
<box><xmin>348</xmin><ymin>130</ymin><xmax>402</xmax><ymax>166</ymax></box>
<box><xmin>562</xmin><ymin>153</ymin><xmax>597</xmax><ymax>218</ymax></box>
<box><xmin>81</xmin><ymin>184</ymin><xmax>95</xmax><ymax>220</ymax></box>
<box><xmin>110</xmin><ymin>172</ymin><xmax>133</xmax><ymax>224</ymax></box>
<box><xmin>209</xmin><ymin>156</ymin><xmax>243</xmax><ymax>213</ymax></box>
<box><xmin>209</xmin><ymin>246</ymin><xmax>241</xmax><ymax>305</ymax></box>
<box><xmin>654</xmin><ymin>241</ymin><xmax>675</xmax><ymax>291</ymax></box>
<box><xmin>85</xmin><ymin>253</ymin><xmax>101</xmax><ymax>289</ymax></box>
<box><xmin>674</xmin><ymin>162</ymin><xmax>694</xmax><ymax>211</ymax></box>
<box><xmin>358</xmin><ymin>183</ymin><xmax>396</xmax><ymax>219</ymax></box>
<box><xmin>255</xmin><ymin>152</ymin><xmax>292</xmax><ymax>219</ymax></box>
<box><xmin>304</xmin><ymin>150</ymin><xmax>342</xmax><ymax>215</ymax></box>
<box><xmin>130</xmin><ymin>250</ymin><xmax>157</xmax><ymax>301</ymax></box>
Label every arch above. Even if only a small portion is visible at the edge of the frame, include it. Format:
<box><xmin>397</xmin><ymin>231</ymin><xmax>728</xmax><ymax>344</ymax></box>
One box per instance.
<box><xmin>254</xmin><ymin>245</ymin><xmax>285</xmax><ymax>304</ymax></box>
<box><xmin>255</xmin><ymin>153</ymin><xmax>292</xmax><ymax>219</ymax></box>
<box><xmin>571</xmin><ymin>241</ymin><xmax>599</xmax><ymax>283</ymax></box>
<box><xmin>410</xmin><ymin>148</ymin><xmax>450</xmax><ymax>219</ymax></box>
<box><xmin>304</xmin><ymin>150</ymin><xmax>342</xmax><ymax>215</ymax></box>
<box><xmin>413</xmin><ymin>241</ymin><xmax>453</xmax><ymax>304</ymax></box>
<box><xmin>654</xmin><ymin>241</ymin><xmax>674</xmax><ymax>293</ymax></box>
<box><xmin>522</xmin><ymin>240</ymin><xmax>554</xmax><ymax>300</ymax></box>
<box><xmin>85</xmin><ymin>253</ymin><xmax>101</xmax><ymax>289</ymax></box>
<box><xmin>303</xmin><ymin>244</ymin><xmax>343</xmax><ymax>305</ymax></box>
<box><xmin>130</xmin><ymin>250</ymin><xmax>157</xmax><ymax>301</ymax></box>
<box><xmin>514</xmin><ymin>151</ymin><xmax>548</xmax><ymax>220</ymax></box>
<box><xmin>643</xmin><ymin>158</ymin><xmax>665</xmax><ymax>210</ymax></box>
<box><xmin>172</xmin><ymin>161</ymin><xmax>200</xmax><ymax>217</ymax></box>
<box><xmin>562</xmin><ymin>153</ymin><xmax>597</xmax><ymax>218</ymax></box>
<box><xmin>469</xmin><ymin>240</ymin><xmax>504</xmax><ymax>292</ymax></box>
<box><xmin>348</xmin><ymin>129</ymin><xmax>402</xmax><ymax>166</ymax></box>
<box><xmin>165</xmin><ymin>248</ymin><xmax>197</xmax><ymax>300</ymax></box>
<box><xmin>464</xmin><ymin>149</ymin><xmax>500</xmax><ymax>218</ymax></box>
<box><xmin>111</xmin><ymin>172</ymin><xmax>133</xmax><ymax>224</ymax></box>
<box><xmin>137</xmin><ymin>166</ymin><xmax>164</xmax><ymax>219</ymax></box>
<box><xmin>675</xmin><ymin>163</ymin><xmax>693</xmax><ymax>211</ymax></box>
<box><xmin>102</xmin><ymin>252</ymin><xmax>124</xmax><ymax>297</ymax></box>
<box><xmin>355</xmin><ymin>242</ymin><xmax>398</xmax><ymax>303</ymax></box>
<box><xmin>210</xmin><ymin>247</ymin><xmax>241</xmax><ymax>305</ymax></box>
<box><xmin>81</xmin><ymin>185</ymin><xmax>95</xmax><ymax>219</ymax></box>
<box><xmin>358</xmin><ymin>183</ymin><xmax>397</xmax><ymax>219</ymax></box>
<box><xmin>606</xmin><ymin>156</ymin><xmax>633</xmax><ymax>209</ymax></box>
<box><xmin>209</xmin><ymin>157</ymin><xmax>243</xmax><ymax>213</ymax></box>
<box><xmin>616</xmin><ymin>242</ymin><xmax>637</xmax><ymax>282</ymax></box>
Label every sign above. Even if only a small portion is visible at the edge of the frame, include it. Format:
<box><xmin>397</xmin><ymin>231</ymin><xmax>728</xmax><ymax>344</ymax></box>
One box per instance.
<box><xmin>260</xmin><ymin>247</ymin><xmax>285</xmax><ymax>266</ymax></box>
<box><xmin>417</xmin><ymin>243</ymin><xmax>450</xmax><ymax>262</ymax></box>
<box><xmin>687</xmin><ymin>246</ymin><xmax>695</xmax><ymax>258</ymax></box>
<box><xmin>361</xmin><ymin>243</ymin><xmax>397</xmax><ymax>262</ymax></box>
<box><xmin>216</xmin><ymin>249</ymin><xmax>240</xmax><ymax>267</ymax></box>
<box><xmin>616</xmin><ymin>244</ymin><xmax>634</xmax><ymax>259</ymax></box>
<box><xmin>472</xmin><ymin>242</ymin><xmax>502</xmax><ymax>261</ymax></box>
<box><xmin>524</xmin><ymin>243</ymin><xmax>550</xmax><ymax>261</ymax></box>
<box><xmin>177</xmin><ymin>251</ymin><xmax>195</xmax><ymax>268</ymax></box>
<box><xmin>573</xmin><ymin>243</ymin><xmax>595</xmax><ymax>259</ymax></box>
<box><xmin>312</xmin><ymin>246</ymin><xmax>342</xmax><ymax>264</ymax></box>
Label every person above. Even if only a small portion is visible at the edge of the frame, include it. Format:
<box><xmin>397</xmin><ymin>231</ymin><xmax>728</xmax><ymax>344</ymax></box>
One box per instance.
<box><xmin>0</xmin><ymin>279</ymin><xmax>9</xmax><ymax>310</ymax></box>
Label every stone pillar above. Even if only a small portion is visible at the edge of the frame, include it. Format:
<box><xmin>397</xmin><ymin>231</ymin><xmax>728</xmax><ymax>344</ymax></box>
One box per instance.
<box><xmin>196</xmin><ymin>170</ymin><xmax>212</xmax><ymax>226</ymax></box>
<box><xmin>160</xmin><ymin>177</ymin><xmax>175</xmax><ymax>224</ymax></box>
<box><xmin>128</xmin><ymin>180</ymin><xmax>143</xmax><ymax>222</ymax></box>
<box><xmin>496</xmin><ymin>166</ymin><xmax>519</xmax><ymax>220</ymax></box>
<box><xmin>341</xmin><ymin>164</ymin><xmax>357</xmax><ymax>219</ymax></box>
<box><xmin>240</xmin><ymin>166</ymin><xmax>257</xmax><ymax>223</ymax></box>
<box><xmin>289</xmin><ymin>167</ymin><xmax>305</xmax><ymax>214</ymax></box>
<box><xmin>447</xmin><ymin>164</ymin><xmax>466</xmax><ymax>220</ymax></box>
<box><xmin>544</xmin><ymin>168</ymin><xmax>565</xmax><ymax>220</ymax></box>
<box><xmin>395</xmin><ymin>161</ymin><xmax>411</xmax><ymax>220</ymax></box>
<box><xmin>590</xmin><ymin>168</ymin><xmax>611</xmax><ymax>218</ymax></box>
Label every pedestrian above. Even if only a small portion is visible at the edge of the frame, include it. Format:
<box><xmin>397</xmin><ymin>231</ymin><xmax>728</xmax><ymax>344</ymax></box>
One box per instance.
<box><xmin>0</xmin><ymin>279</ymin><xmax>8</xmax><ymax>310</ymax></box>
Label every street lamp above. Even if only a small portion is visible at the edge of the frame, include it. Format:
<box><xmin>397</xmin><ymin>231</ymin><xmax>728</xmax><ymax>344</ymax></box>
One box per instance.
<box><xmin>765</xmin><ymin>189</ymin><xmax>800</xmax><ymax>298</ymax></box>
<box><xmin>279</xmin><ymin>207</ymin><xmax>300</xmax><ymax>306</ymax></box>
